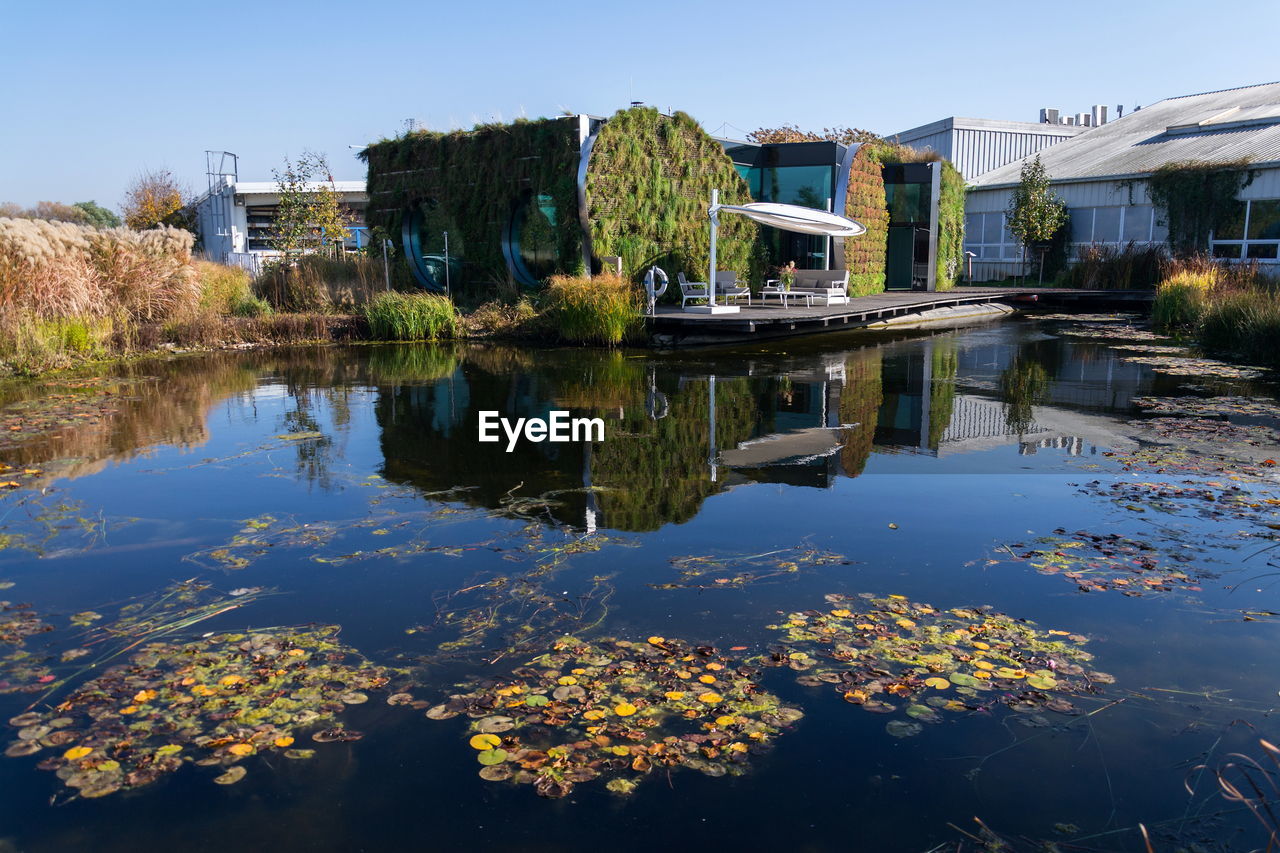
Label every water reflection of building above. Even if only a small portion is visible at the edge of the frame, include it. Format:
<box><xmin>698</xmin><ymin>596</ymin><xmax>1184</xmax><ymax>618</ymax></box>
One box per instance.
<box><xmin>372</xmin><ymin>324</ymin><xmax>1156</xmax><ymax>532</ymax></box>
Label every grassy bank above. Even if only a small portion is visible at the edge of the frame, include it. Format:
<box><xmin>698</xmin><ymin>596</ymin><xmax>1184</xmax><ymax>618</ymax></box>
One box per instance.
<box><xmin>0</xmin><ymin>220</ymin><xmax>646</xmax><ymax>377</ymax></box>
<box><xmin>1152</xmin><ymin>258</ymin><xmax>1280</xmax><ymax>367</ymax></box>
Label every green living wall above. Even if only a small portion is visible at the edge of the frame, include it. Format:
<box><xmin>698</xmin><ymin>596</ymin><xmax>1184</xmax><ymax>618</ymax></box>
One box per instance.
<box><xmin>934</xmin><ymin>162</ymin><xmax>965</xmax><ymax>291</ymax></box>
<box><xmin>585</xmin><ymin>108</ymin><xmax>758</xmax><ymax>283</ymax></box>
<box><xmin>842</xmin><ymin>146</ymin><xmax>889</xmax><ymax>297</ymax></box>
<box><xmin>360</xmin><ymin>118</ymin><xmax>583</xmax><ymax>289</ymax></box>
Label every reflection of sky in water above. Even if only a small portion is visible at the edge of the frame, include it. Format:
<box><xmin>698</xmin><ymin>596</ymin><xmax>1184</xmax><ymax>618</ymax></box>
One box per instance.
<box><xmin>0</xmin><ymin>318</ymin><xmax>1277</xmax><ymax>851</ymax></box>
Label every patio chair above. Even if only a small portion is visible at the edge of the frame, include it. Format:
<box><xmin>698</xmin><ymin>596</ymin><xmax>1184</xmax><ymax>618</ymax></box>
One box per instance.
<box><xmin>715</xmin><ymin>271</ymin><xmax>752</xmax><ymax>306</ymax></box>
<box><xmin>678</xmin><ymin>272</ymin><xmax>709</xmax><ymax>308</ymax></box>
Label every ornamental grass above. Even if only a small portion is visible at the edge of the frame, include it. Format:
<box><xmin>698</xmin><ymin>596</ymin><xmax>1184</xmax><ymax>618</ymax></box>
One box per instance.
<box><xmin>544</xmin><ymin>273</ymin><xmax>641</xmax><ymax>346</ymax></box>
<box><xmin>362</xmin><ymin>291</ymin><xmax>461</xmax><ymax>341</ymax></box>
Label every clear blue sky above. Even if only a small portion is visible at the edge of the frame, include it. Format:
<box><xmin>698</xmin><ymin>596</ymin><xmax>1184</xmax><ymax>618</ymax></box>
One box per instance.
<box><xmin>4</xmin><ymin>0</ymin><xmax>1277</xmax><ymax>209</ymax></box>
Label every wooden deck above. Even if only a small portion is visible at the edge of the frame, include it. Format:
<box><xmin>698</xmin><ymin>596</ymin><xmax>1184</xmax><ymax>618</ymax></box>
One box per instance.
<box><xmin>648</xmin><ymin>287</ymin><xmax>1152</xmax><ymax>345</ymax></box>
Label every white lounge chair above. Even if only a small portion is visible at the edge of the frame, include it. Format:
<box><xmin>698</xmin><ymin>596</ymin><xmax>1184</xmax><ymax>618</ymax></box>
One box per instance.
<box><xmin>678</xmin><ymin>272</ymin><xmax>709</xmax><ymax>308</ymax></box>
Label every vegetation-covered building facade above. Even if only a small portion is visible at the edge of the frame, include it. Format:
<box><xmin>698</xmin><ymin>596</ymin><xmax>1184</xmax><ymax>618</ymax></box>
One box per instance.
<box><xmin>361</xmin><ymin>107</ymin><xmax>965</xmax><ymax>296</ymax></box>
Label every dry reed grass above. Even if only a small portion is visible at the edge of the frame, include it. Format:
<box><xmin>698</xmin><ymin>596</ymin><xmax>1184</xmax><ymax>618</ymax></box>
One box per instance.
<box><xmin>0</xmin><ymin>217</ymin><xmax>198</xmax><ymax>322</ymax></box>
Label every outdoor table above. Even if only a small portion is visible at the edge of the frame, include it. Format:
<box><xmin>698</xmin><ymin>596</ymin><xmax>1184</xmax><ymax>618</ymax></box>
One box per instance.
<box><xmin>760</xmin><ymin>282</ymin><xmax>813</xmax><ymax>308</ymax></box>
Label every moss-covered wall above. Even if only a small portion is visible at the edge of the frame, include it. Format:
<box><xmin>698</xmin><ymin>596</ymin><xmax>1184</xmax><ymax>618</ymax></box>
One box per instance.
<box><xmin>361</xmin><ymin>118</ymin><xmax>583</xmax><ymax>288</ymax></box>
<box><xmin>842</xmin><ymin>146</ymin><xmax>889</xmax><ymax>297</ymax></box>
<box><xmin>585</xmin><ymin>108</ymin><xmax>758</xmax><ymax>283</ymax></box>
<box><xmin>935</xmin><ymin>162</ymin><xmax>965</xmax><ymax>291</ymax></box>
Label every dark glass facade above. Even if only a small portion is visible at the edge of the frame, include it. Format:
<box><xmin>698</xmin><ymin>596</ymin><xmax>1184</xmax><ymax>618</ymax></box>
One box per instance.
<box><xmin>722</xmin><ymin>141</ymin><xmax>843</xmax><ymax>273</ymax></box>
<box><xmin>883</xmin><ymin>162</ymin><xmax>941</xmax><ymax>291</ymax></box>
<box><xmin>722</xmin><ymin>139</ymin><xmax>942</xmax><ymax>291</ymax></box>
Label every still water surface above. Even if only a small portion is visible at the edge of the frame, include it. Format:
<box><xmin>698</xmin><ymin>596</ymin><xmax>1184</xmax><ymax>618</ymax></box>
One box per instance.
<box><xmin>0</xmin><ymin>317</ymin><xmax>1277</xmax><ymax>851</ymax></box>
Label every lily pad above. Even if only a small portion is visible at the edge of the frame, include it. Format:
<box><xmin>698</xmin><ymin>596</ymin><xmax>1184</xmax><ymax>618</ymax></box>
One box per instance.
<box><xmin>428</xmin><ymin>635</ymin><xmax>801</xmax><ymax>799</ymax></box>
<box><xmin>886</xmin><ymin>720</ymin><xmax>923</xmax><ymax>738</ymax></box>
<box><xmin>762</xmin><ymin>594</ymin><xmax>1104</xmax><ymax>726</ymax></box>
<box><xmin>213</xmin><ymin>766</ymin><xmax>247</xmax><ymax>785</ymax></box>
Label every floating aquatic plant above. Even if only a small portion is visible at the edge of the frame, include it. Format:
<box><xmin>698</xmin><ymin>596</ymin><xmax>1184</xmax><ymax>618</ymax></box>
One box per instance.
<box><xmin>3</xmin><ymin>625</ymin><xmax>405</xmax><ymax>800</ymax></box>
<box><xmin>762</xmin><ymin>594</ymin><xmax>1109</xmax><ymax>733</ymax></box>
<box><xmin>409</xmin><ymin>575</ymin><xmax>616</xmax><ymax>664</ymax></box>
<box><xmin>651</xmin><ymin>544</ymin><xmax>848</xmax><ymax>590</ymax></box>
<box><xmin>1134</xmin><ymin>395</ymin><xmax>1280</xmax><ymax>420</ymax></box>
<box><xmin>1120</xmin><ymin>355</ymin><xmax>1268</xmax><ymax>380</ymax></box>
<box><xmin>1008</xmin><ymin>530</ymin><xmax>1211</xmax><ymax>595</ymax></box>
<box><xmin>184</xmin><ymin>514</ymin><xmax>338</xmax><ymax>571</ymax></box>
<box><xmin>425</xmin><ymin>635</ymin><xmax>802</xmax><ymax>798</ymax></box>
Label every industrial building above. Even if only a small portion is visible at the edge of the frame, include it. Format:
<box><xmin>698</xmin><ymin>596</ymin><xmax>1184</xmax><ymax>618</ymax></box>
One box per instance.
<box><xmin>964</xmin><ymin>81</ymin><xmax>1280</xmax><ymax>281</ymax></box>
<box><xmin>891</xmin><ymin>116</ymin><xmax>1086</xmax><ymax>180</ymax></box>
<box><xmin>192</xmin><ymin>154</ymin><xmax>368</xmax><ymax>272</ymax></box>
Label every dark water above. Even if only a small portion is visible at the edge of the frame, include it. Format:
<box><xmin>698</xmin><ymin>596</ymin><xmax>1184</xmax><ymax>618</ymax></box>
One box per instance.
<box><xmin>0</xmin><ymin>317</ymin><xmax>1278</xmax><ymax>852</ymax></box>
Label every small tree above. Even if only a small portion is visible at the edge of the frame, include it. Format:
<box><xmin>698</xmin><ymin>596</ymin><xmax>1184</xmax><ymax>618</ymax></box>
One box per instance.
<box><xmin>271</xmin><ymin>152</ymin><xmax>350</xmax><ymax>264</ymax></box>
<box><xmin>123</xmin><ymin>169</ymin><xmax>190</xmax><ymax>230</ymax></box>
<box><xmin>73</xmin><ymin>200</ymin><xmax>121</xmax><ymax>228</ymax></box>
<box><xmin>1006</xmin><ymin>155</ymin><xmax>1067</xmax><ymax>282</ymax></box>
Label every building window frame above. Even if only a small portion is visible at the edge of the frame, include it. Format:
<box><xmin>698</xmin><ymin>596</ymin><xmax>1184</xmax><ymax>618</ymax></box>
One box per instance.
<box><xmin>964</xmin><ymin>211</ymin><xmax>1020</xmax><ymax>261</ymax></box>
<box><xmin>1210</xmin><ymin>199</ymin><xmax>1280</xmax><ymax>263</ymax></box>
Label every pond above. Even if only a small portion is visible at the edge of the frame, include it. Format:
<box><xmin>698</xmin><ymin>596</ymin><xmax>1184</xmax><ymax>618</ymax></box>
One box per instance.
<box><xmin>0</xmin><ymin>314</ymin><xmax>1278</xmax><ymax>851</ymax></box>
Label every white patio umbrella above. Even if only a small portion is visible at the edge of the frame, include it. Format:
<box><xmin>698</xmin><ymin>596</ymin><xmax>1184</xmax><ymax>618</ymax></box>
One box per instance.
<box><xmin>692</xmin><ymin>189</ymin><xmax>866</xmax><ymax>314</ymax></box>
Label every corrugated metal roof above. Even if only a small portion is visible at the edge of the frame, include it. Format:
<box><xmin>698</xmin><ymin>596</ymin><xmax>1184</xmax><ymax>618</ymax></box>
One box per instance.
<box><xmin>970</xmin><ymin>81</ymin><xmax>1280</xmax><ymax>188</ymax></box>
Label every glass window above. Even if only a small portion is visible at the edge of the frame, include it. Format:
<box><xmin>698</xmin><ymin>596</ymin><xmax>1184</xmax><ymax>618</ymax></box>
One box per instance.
<box><xmin>984</xmin><ymin>213</ymin><xmax>1004</xmax><ymax>244</ymax></box>
<box><xmin>1093</xmin><ymin>207</ymin><xmax>1121</xmax><ymax>242</ymax></box>
<box><xmin>885</xmin><ymin>182</ymin><xmax>928</xmax><ymax>225</ymax></box>
<box><xmin>1246</xmin><ymin>243</ymin><xmax>1279</xmax><ymax>259</ymax></box>
<box><xmin>1000</xmin><ymin>216</ymin><xmax>1014</xmax><ymax>245</ymax></box>
<box><xmin>1123</xmin><ymin>205</ymin><xmax>1153</xmax><ymax>242</ymax></box>
<box><xmin>980</xmin><ymin>246</ymin><xmax>1001</xmax><ymax>259</ymax></box>
<box><xmin>761</xmin><ymin>165</ymin><xmax>833</xmax><ymax>208</ymax></box>
<box><xmin>1211</xmin><ymin>243</ymin><xmax>1243</xmax><ymax>260</ymax></box>
<box><xmin>1247</xmin><ymin>200</ymin><xmax>1280</xmax><ymax>240</ymax></box>
<box><xmin>1069</xmin><ymin>208</ymin><xmax>1093</xmax><ymax>243</ymax></box>
<box><xmin>1213</xmin><ymin>200</ymin><xmax>1247</xmax><ymax>240</ymax></box>
<box><xmin>1152</xmin><ymin>216</ymin><xmax>1169</xmax><ymax>243</ymax></box>
<box><xmin>503</xmin><ymin>192</ymin><xmax>561</xmax><ymax>286</ymax></box>
<box><xmin>965</xmin><ymin>214</ymin><xmax>983</xmax><ymax>242</ymax></box>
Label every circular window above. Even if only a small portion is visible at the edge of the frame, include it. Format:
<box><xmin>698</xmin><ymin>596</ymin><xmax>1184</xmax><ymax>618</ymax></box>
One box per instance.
<box><xmin>503</xmin><ymin>192</ymin><xmax>561</xmax><ymax>286</ymax></box>
<box><xmin>400</xmin><ymin>202</ymin><xmax>461</xmax><ymax>292</ymax></box>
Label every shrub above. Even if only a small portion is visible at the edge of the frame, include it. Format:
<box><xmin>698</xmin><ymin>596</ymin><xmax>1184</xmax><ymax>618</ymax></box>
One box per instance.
<box><xmin>1197</xmin><ymin>287</ymin><xmax>1280</xmax><ymax>365</ymax></box>
<box><xmin>545</xmin><ymin>273</ymin><xmax>641</xmax><ymax>345</ymax></box>
<box><xmin>1152</xmin><ymin>257</ymin><xmax>1280</xmax><ymax>367</ymax></box>
<box><xmin>231</xmin><ymin>293</ymin><xmax>272</xmax><ymax>318</ymax></box>
<box><xmin>463</xmin><ymin>298</ymin><xmax>540</xmax><ymax>338</ymax></box>
<box><xmin>363</xmin><ymin>291</ymin><xmax>460</xmax><ymax>341</ymax></box>
<box><xmin>256</xmin><ymin>254</ymin><xmax>387</xmax><ymax>312</ymax></box>
<box><xmin>1062</xmin><ymin>243</ymin><xmax>1166</xmax><ymax>290</ymax></box>
<box><xmin>196</xmin><ymin>261</ymin><xmax>254</xmax><ymax>315</ymax></box>
<box><xmin>1152</xmin><ymin>265</ymin><xmax>1215</xmax><ymax>329</ymax></box>
<box><xmin>0</xmin><ymin>314</ymin><xmax>114</xmax><ymax>375</ymax></box>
